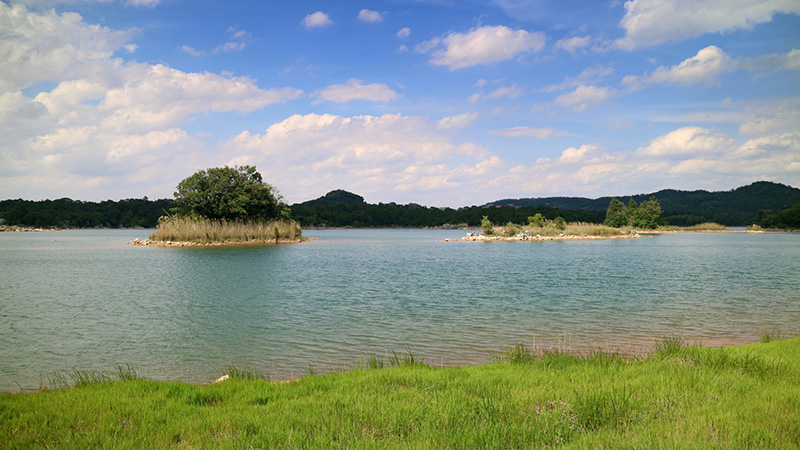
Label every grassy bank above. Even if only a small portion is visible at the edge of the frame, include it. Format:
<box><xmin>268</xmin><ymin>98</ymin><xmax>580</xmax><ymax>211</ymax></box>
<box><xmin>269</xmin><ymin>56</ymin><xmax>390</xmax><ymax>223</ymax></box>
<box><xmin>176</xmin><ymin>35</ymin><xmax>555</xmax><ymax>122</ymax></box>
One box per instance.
<box><xmin>2</xmin><ymin>337</ymin><xmax>798</xmax><ymax>449</ymax></box>
<box><xmin>148</xmin><ymin>215</ymin><xmax>303</xmax><ymax>244</ymax></box>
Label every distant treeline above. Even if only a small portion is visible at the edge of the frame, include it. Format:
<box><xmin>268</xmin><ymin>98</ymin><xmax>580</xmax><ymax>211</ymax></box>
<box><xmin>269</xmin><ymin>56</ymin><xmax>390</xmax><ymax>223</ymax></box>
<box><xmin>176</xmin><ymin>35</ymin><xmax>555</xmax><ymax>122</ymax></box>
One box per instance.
<box><xmin>0</xmin><ymin>198</ymin><xmax>175</xmax><ymax>228</ymax></box>
<box><xmin>290</xmin><ymin>202</ymin><xmax>602</xmax><ymax>228</ymax></box>
<box><xmin>486</xmin><ymin>181</ymin><xmax>800</xmax><ymax>227</ymax></box>
<box><xmin>2</xmin><ymin>181</ymin><xmax>799</xmax><ymax>229</ymax></box>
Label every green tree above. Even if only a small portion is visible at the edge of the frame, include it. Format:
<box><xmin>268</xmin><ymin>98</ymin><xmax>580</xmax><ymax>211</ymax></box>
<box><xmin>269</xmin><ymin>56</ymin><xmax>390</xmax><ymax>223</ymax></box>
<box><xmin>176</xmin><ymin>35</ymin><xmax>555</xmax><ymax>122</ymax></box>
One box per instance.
<box><xmin>626</xmin><ymin>198</ymin><xmax>639</xmax><ymax>227</ymax></box>
<box><xmin>481</xmin><ymin>215</ymin><xmax>493</xmax><ymax>235</ymax></box>
<box><xmin>554</xmin><ymin>216</ymin><xmax>566</xmax><ymax>230</ymax></box>
<box><xmin>636</xmin><ymin>197</ymin><xmax>662</xmax><ymax>229</ymax></box>
<box><xmin>528</xmin><ymin>213</ymin><xmax>545</xmax><ymax>227</ymax></box>
<box><xmin>604</xmin><ymin>198</ymin><xmax>628</xmax><ymax>228</ymax></box>
<box><xmin>174</xmin><ymin>165</ymin><xmax>283</xmax><ymax>221</ymax></box>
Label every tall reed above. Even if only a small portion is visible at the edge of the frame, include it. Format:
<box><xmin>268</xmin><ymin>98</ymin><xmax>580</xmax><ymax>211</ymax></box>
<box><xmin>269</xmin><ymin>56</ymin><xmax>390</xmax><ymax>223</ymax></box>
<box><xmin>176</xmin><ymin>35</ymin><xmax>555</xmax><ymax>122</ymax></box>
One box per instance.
<box><xmin>149</xmin><ymin>215</ymin><xmax>302</xmax><ymax>244</ymax></box>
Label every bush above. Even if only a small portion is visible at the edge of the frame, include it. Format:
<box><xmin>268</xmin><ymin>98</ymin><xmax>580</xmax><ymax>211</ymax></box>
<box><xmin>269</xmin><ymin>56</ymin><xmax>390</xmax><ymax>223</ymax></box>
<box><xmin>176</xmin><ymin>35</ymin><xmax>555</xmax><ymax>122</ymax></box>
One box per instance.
<box><xmin>481</xmin><ymin>215</ymin><xmax>493</xmax><ymax>235</ymax></box>
<box><xmin>554</xmin><ymin>216</ymin><xmax>566</xmax><ymax>231</ymax></box>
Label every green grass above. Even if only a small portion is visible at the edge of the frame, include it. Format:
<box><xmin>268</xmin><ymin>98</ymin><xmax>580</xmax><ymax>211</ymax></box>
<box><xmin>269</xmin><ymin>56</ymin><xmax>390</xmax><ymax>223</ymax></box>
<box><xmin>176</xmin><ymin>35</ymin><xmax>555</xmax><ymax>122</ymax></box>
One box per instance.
<box><xmin>149</xmin><ymin>215</ymin><xmax>303</xmax><ymax>244</ymax></box>
<box><xmin>2</xmin><ymin>338</ymin><xmax>799</xmax><ymax>449</ymax></box>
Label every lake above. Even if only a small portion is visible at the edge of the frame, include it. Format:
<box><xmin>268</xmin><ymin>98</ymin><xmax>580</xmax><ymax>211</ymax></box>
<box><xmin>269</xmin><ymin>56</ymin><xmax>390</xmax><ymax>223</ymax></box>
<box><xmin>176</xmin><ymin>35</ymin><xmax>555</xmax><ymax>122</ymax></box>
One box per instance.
<box><xmin>1</xmin><ymin>228</ymin><xmax>798</xmax><ymax>390</ymax></box>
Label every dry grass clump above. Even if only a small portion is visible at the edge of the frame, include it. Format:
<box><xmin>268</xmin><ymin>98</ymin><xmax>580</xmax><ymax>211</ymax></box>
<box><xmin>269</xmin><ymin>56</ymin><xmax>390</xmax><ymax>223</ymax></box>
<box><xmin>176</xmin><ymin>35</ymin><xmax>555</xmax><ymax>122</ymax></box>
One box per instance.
<box><xmin>683</xmin><ymin>222</ymin><xmax>727</xmax><ymax>231</ymax></box>
<box><xmin>149</xmin><ymin>215</ymin><xmax>302</xmax><ymax>244</ymax></box>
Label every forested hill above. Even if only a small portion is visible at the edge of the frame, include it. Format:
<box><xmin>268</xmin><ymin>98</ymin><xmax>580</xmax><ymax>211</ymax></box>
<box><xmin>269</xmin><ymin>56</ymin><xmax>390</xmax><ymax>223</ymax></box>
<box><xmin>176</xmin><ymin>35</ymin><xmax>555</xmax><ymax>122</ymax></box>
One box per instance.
<box><xmin>290</xmin><ymin>192</ymin><xmax>599</xmax><ymax>228</ymax></box>
<box><xmin>485</xmin><ymin>181</ymin><xmax>800</xmax><ymax>226</ymax></box>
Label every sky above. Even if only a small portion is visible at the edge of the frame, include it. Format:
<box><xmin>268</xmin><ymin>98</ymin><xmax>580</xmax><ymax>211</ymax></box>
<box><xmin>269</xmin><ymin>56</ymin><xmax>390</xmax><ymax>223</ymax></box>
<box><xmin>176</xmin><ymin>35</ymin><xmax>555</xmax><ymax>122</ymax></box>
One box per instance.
<box><xmin>1</xmin><ymin>0</ymin><xmax>798</xmax><ymax>206</ymax></box>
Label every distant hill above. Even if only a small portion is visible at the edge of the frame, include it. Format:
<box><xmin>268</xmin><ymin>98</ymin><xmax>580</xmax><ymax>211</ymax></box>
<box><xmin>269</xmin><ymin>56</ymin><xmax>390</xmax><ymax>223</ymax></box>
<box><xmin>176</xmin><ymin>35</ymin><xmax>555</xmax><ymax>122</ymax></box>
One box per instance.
<box><xmin>299</xmin><ymin>189</ymin><xmax>365</xmax><ymax>207</ymax></box>
<box><xmin>484</xmin><ymin>181</ymin><xmax>800</xmax><ymax>226</ymax></box>
<box><xmin>290</xmin><ymin>190</ymin><xmax>598</xmax><ymax>228</ymax></box>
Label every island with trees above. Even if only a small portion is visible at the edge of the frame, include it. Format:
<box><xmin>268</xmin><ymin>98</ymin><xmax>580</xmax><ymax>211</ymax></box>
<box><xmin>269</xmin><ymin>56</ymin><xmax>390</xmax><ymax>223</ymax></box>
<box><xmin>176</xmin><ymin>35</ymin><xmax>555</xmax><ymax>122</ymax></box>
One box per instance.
<box><xmin>130</xmin><ymin>165</ymin><xmax>303</xmax><ymax>246</ymax></box>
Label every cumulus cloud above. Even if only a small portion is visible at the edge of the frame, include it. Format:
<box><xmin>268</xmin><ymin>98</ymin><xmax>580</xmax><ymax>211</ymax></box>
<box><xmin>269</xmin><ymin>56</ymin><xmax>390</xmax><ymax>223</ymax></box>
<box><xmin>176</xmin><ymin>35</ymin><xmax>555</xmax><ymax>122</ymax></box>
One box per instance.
<box><xmin>0</xmin><ymin>3</ymin><xmax>137</xmax><ymax>92</ymax></box>
<box><xmin>558</xmin><ymin>145</ymin><xmax>598</xmax><ymax>164</ymax></box>
<box><xmin>554</xmin><ymin>85</ymin><xmax>617</xmax><ymax>112</ymax></box>
<box><xmin>416</xmin><ymin>25</ymin><xmax>545</xmax><ymax>70</ymax></box>
<box><xmin>636</xmin><ymin>126</ymin><xmax>734</xmax><ymax>157</ymax></box>
<box><xmin>489</xmin><ymin>126</ymin><xmax>570</xmax><ymax>139</ymax></box>
<box><xmin>616</xmin><ymin>0</ymin><xmax>800</xmax><ymax>50</ymax></box>
<box><xmin>396</xmin><ymin>27</ymin><xmax>410</xmax><ymax>39</ymax></box>
<box><xmin>623</xmin><ymin>46</ymin><xmax>732</xmax><ymax>90</ymax></box>
<box><xmin>313</xmin><ymin>79</ymin><xmax>399</xmax><ymax>104</ymax></box>
<box><xmin>436</xmin><ymin>113</ymin><xmax>479</xmax><ymax>130</ymax></box>
<box><xmin>0</xmin><ymin>4</ymin><xmax>306</xmax><ymax>201</ymax></box>
<box><xmin>357</xmin><ymin>9</ymin><xmax>383</xmax><ymax>23</ymax></box>
<box><xmin>483</xmin><ymin>83</ymin><xmax>524</xmax><ymax>101</ymax></box>
<box><xmin>623</xmin><ymin>46</ymin><xmax>800</xmax><ymax>91</ymax></box>
<box><xmin>302</xmin><ymin>11</ymin><xmax>333</xmax><ymax>29</ymax></box>
<box><xmin>220</xmin><ymin>113</ymin><xmax>496</xmax><ymax>205</ymax></box>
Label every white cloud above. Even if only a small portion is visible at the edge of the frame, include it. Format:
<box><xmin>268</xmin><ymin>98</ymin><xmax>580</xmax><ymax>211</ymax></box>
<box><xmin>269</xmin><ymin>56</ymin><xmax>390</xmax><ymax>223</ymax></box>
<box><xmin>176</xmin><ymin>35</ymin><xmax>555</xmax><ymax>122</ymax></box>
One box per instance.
<box><xmin>313</xmin><ymin>79</ymin><xmax>399</xmax><ymax>104</ymax></box>
<box><xmin>636</xmin><ymin>126</ymin><xmax>734</xmax><ymax>157</ymax></box>
<box><xmin>739</xmin><ymin>104</ymin><xmax>800</xmax><ymax>135</ymax></box>
<box><xmin>555</xmin><ymin>36</ymin><xmax>591</xmax><ymax>54</ymax></box>
<box><xmin>741</xmin><ymin>48</ymin><xmax>800</xmax><ymax>74</ymax></box>
<box><xmin>220</xmin><ymin>113</ymin><xmax>496</xmax><ymax>205</ymax></box>
<box><xmin>357</xmin><ymin>9</ymin><xmax>383</xmax><ymax>23</ymax></box>
<box><xmin>623</xmin><ymin>46</ymin><xmax>800</xmax><ymax>91</ymax></box>
<box><xmin>126</xmin><ymin>0</ymin><xmax>160</xmax><ymax>7</ymax></box>
<box><xmin>489</xmin><ymin>126</ymin><xmax>570</xmax><ymax>139</ymax></box>
<box><xmin>180</xmin><ymin>45</ymin><xmax>205</xmax><ymax>56</ymax></box>
<box><xmin>0</xmin><ymin>4</ymin><xmax>308</xmax><ymax>201</ymax></box>
<box><xmin>302</xmin><ymin>11</ymin><xmax>333</xmax><ymax>30</ymax></box>
<box><xmin>396</xmin><ymin>27</ymin><xmax>411</xmax><ymax>39</ymax></box>
<box><xmin>559</xmin><ymin>145</ymin><xmax>598</xmax><ymax>164</ymax></box>
<box><xmin>180</xmin><ymin>27</ymin><xmax>250</xmax><ymax>57</ymax></box>
<box><xmin>554</xmin><ymin>85</ymin><xmax>617</xmax><ymax>112</ymax></box>
<box><xmin>484</xmin><ymin>83</ymin><xmax>523</xmax><ymax>101</ymax></box>
<box><xmin>416</xmin><ymin>25</ymin><xmax>545</xmax><ymax>70</ymax></box>
<box><xmin>616</xmin><ymin>0</ymin><xmax>800</xmax><ymax>50</ymax></box>
<box><xmin>0</xmin><ymin>3</ymin><xmax>137</xmax><ymax>92</ymax></box>
<box><xmin>539</xmin><ymin>64</ymin><xmax>614</xmax><ymax>93</ymax></box>
<box><xmin>436</xmin><ymin>113</ymin><xmax>478</xmax><ymax>130</ymax></box>
<box><xmin>623</xmin><ymin>46</ymin><xmax>732</xmax><ymax>90</ymax></box>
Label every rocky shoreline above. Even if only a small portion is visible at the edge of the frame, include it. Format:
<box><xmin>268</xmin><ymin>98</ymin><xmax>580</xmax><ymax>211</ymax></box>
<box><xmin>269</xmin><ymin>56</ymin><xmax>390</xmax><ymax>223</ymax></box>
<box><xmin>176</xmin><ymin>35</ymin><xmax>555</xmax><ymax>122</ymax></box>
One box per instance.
<box><xmin>446</xmin><ymin>231</ymin><xmax>645</xmax><ymax>242</ymax></box>
<box><xmin>127</xmin><ymin>237</ymin><xmax>307</xmax><ymax>247</ymax></box>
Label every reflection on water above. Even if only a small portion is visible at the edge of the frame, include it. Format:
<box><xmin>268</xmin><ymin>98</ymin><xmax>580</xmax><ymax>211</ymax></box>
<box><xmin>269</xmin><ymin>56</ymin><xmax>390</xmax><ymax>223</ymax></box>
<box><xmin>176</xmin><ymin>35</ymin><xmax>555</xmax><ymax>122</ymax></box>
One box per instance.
<box><xmin>1</xmin><ymin>228</ymin><xmax>798</xmax><ymax>389</ymax></box>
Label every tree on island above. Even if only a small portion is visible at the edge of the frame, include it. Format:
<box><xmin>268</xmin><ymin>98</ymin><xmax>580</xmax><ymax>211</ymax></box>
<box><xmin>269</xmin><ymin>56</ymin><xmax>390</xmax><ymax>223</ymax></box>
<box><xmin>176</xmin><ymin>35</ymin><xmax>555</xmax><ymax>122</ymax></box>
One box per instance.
<box><xmin>174</xmin><ymin>165</ymin><xmax>288</xmax><ymax>221</ymax></box>
<box><xmin>604</xmin><ymin>196</ymin><xmax>662</xmax><ymax>229</ymax></box>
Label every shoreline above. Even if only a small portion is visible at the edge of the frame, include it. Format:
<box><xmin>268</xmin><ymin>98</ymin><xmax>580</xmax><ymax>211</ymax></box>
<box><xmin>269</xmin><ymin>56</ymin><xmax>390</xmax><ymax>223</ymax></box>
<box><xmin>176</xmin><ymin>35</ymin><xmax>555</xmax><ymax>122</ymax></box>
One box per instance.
<box><xmin>2</xmin><ymin>331</ymin><xmax>782</xmax><ymax>392</ymax></box>
<box><xmin>447</xmin><ymin>233</ymin><xmax>645</xmax><ymax>242</ymax></box>
<box><xmin>127</xmin><ymin>237</ymin><xmax>310</xmax><ymax>247</ymax></box>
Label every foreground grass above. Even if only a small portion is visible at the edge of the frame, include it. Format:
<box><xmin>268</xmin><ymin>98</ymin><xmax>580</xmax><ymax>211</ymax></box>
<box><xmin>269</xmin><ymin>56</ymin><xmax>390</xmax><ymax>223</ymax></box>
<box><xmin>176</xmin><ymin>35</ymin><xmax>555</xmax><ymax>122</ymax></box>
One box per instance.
<box><xmin>2</xmin><ymin>338</ymin><xmax>799</xmax><ymax>449</ymax></box>
<box><xmin>149</xmin><ymin>215</ymin><xmax>303</xmax><ymax>244</ymax></box>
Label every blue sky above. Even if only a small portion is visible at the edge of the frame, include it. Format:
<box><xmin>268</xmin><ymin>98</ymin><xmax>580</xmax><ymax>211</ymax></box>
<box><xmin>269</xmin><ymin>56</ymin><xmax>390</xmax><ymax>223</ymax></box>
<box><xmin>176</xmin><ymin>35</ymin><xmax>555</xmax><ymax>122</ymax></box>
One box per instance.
<box><xmin>1</xmin><ymin>0</ymin><xmax>798</xmax><ymax>206</ymax></box>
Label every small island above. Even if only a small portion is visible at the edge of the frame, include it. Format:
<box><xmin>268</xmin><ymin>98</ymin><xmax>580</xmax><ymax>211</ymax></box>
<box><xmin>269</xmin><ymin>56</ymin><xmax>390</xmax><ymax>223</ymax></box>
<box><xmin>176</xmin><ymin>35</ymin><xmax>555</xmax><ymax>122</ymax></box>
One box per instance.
<box><xmin>129</xmin><ymin>165</ymin><xmax>304</xmax><ymax>247</ymax></box>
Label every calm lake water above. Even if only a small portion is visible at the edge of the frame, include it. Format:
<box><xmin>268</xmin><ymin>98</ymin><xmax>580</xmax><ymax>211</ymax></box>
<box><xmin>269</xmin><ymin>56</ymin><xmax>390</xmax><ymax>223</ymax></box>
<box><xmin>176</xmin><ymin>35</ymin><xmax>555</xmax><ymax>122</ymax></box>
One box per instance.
<box><xmin>1</xmin><ymin>228</ymin><xmax>798</xmax><ymax>389</ymax></box>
